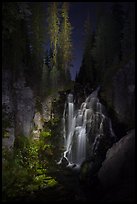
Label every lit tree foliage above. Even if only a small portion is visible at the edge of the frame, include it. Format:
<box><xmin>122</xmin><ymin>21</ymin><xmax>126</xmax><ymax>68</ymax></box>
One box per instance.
<box><xmin>47</xmin><ymin>2</ymin><xmax>60</xmax><ymax>88</ymax></box>
<box><xmin>59</xmin><ymin>2</ymin><xmax>72</xmax><ymax>73</ymax></box>
<box><xmin>47</xmin><ymin>2</ymin><xmax>59</xmax><ymax>68</ymax></box>
<box><xmin>47</xmin><ymin>2</ymin><xmax>72</xmax><ymax>90</ymax></box>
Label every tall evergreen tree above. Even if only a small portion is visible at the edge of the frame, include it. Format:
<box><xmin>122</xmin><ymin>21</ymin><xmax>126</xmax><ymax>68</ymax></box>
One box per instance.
<box><xmin>77</xmin><ymin>15</ymin><xmax>95</xmax><ymax>87</ymax></box>
<box><xmin>47</xmin><ymin>2</ymin><xmax>73</xmax><ymax>90</ymax></box>
<box><xmin>2</xmin><ymin>2</ymin><xmax>31</xmax><ymax>79</ymax></box>
<box><xmin>29</xmin><ymin>2</ymin><xmax>46</xmax><ymax>67</ymax></box>
<box><xmin>47</xmin><ymin>2</ymin><xmax>60</xmax><ymax>88</ymax></box>
<box><xmin>58</xmin><ymin>2</ymin><xmax>72</xmax><ymax>87</ymax></box>
<box><xmin>47</xmin><ymin>2</ymin><xmax>59</xmax><ymax>68</ymax></box>
<box><xmin>92</xmin><ymin>7</ymin><xmax>124</xmax><ymax>84</ymax></box>
<box><xmin>59</xmin><ymin>2</ymin><xmax>72</xmax><ymax>72</ymax></box>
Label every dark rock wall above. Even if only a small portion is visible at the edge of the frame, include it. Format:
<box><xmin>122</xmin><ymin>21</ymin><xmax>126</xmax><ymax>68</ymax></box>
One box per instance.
<box><xmin>2</xmin><ymin>69</ymin><xmax>35</xmax><ymax>149</ymax></box>
<box><xmin>100</xmin><ymin>60</ymin><xmax>135</xmax><ymax>134</ymax></box>
<box><xmin>98</xmin><ymin>129</ymin><xmax>135</xmax><ymax>201</ymax></box>
<box><xmin>98</xmin><ymin>129</ymin><xmax>135</xmax><ymax>188</ymax></box>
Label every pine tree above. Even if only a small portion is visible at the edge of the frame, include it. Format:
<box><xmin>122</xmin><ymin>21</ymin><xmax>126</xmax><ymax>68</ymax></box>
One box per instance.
<box><xmin>29</xmin><ymin>3</ymin><xmax>46</xmax><ymax>68</ymax></box>
<box><xmin>47</xmin><ymin>2</ymin><xmax>59</xmax><ymax>68</ymax></box>
<box><xmin>47</xmin><ymin>2</ymin><xmax>60</xmax><ymax>89</ymax></box>
<box><xmin>77</xmin><ymin>15</ymin><xmax>95</xmax><ymax>86</ymax></box>
<box><xmin>59</xmin><ymin>2</ymin><xmax>72</xmax><ymax>73</ymax></box>
<box><xmin>47</xmin><ymin>2</ymin><xmax>73</xmax><ymax>90</ymax></box>
<box><xmin>92</xmin><ymin>8</ymin><xmax>123</xmax><ymax>83</ymax></box>
<box><xmin>2</xmin><ymin>2</ymin><xmax>31</xmax><ymax>77</ymax></box>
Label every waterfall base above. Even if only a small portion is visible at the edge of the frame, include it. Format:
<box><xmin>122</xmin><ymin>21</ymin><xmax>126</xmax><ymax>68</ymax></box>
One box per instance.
<box><xmin>59</xmin><ymin>87</ymin><xmax>116</xmax><ymax>168</ymax></box>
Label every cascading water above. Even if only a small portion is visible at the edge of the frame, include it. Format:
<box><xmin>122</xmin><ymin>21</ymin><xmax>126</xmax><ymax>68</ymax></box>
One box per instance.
<box><xmin>59</xmin><ymin>87</ymin><xmax>115</xmax><ymax>167</ymax></box>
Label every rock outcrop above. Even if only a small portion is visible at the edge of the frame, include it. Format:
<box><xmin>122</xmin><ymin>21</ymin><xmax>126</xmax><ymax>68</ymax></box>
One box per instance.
<box><xmin>98</xmin><ymin>129</ymin><xmax>135</xmax><ymax>190</ymax></box>
<box><xmin>101</xmin><ymin>60</ymin><xmax>135</xmax><ymax>132</ymax></box>
<box><xmin>2</xmin><ymin>70</ymin><xmax>35</xmax><ymax>149</ymax></box>
<box><xmin>14</xmin><ymin>76</ymin><xmax>35</xmax><ymax>137</ymax></box>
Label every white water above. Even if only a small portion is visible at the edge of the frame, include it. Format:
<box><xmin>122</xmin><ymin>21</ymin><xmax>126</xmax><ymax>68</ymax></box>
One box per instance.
<box><xmin>59</xmin><ymin>87</ymin><xmax>115</xmax><ymax>167</ymax></box>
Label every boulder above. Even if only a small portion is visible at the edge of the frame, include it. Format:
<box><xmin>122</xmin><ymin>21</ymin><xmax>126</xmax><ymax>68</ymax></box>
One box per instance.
<box><xmin>98</xmin><ymin>129</ymin><xmax>135</xmax><ymax>189</ymax></box>
<box><xmin>61</xmin><ymin>157</ymin><xmax>69</xmax><ymax>168</ymax></box>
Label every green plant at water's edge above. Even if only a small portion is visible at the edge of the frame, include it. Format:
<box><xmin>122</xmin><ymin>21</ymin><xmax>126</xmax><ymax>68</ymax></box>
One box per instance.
<box><xmin>2</xmin><ymin>134</ymin><xmax>58</xmax><ymax>202</ymax></box>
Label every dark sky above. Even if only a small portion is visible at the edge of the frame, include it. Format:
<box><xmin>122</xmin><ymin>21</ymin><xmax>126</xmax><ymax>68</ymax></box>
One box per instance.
<box><xmin>69</xmin><ymin>2</ymin><xmax>115</xmax><ymax>80</ymax></box>
<box><xmin>69</xmin><ymin>2</ymin><xmax>96</xmax><ymax>80</ymax></box>
<box><xmin>45</xmin><ymin>2</ymin><xmax>128</xmax><ymax>80</ymax></box>
<box><xmin>44</xmin><ymin>2</ymin><xmax>113</xmax><ymax>80</ymax></box>
<box><xmin>69</xmin><ymin>2</ymin><xmax>130</xmax><ymax>80</ymax></box>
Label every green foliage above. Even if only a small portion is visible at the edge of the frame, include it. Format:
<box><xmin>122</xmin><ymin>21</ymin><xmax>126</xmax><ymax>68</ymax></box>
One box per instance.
<box><xmin>46</xmin><ymin>2</ymin><xmax>72</xmax><ymax>92</ymax></box>
<box><xmin>46</xmin><ymin>178</ymin><xmax>58</xmax><ymax>187</ymax></box>
<box><xmin>47</xmin><ymin>2</ymin><xmax>60</xmax><ymax>67</ymax></box>
<box><xmin>40</xmin><ymin>131</ymin><xmax>51</xmax><ymax>138</ymax></box>
<box><xmin>2</xmin><ymin>135</ymin><xmax>58</xmax><ymax>202</ymax></box>
<box><xmin>59</xmin><ymin>2</ymin><xmax>73</xmax><ymax>72</ymax></box>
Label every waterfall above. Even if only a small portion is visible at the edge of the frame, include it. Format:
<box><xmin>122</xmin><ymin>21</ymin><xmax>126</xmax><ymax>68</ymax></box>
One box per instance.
<box><xmin>59</xmin><ymin>87</ymin><xmax>115</xmax><ymax>167</ymax></box>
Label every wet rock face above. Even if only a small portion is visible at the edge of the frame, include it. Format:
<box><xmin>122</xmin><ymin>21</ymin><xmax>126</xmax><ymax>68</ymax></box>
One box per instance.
<box><xmin>2</xmin><ymin>70</ymin><xmax>15</xmax><ymax>149</ymax></box>
<box><xmin>42</xmin><ymin>97</ymin><xmax>53</xmax><ymax>122</ymax></box>
<box><xmin>2</xmin><ymin>70</ymin><xmax>14</xmax><ymax>127</ymax></box>
<box><xmin>98</xmin><ymin>129</ymin><xmax>135</xmax><ymax>189</ymax></box>
<box><xmin>2</xmin><ymin>70</ymin><xmax>14</xmax><ymax>114</ymax></box>
<box><xmin>14</xmin><ymin>77</ymin><xmax>35</xmax><ymax>137</ymax></box>
<box><xmin>33</xmin><ymin>112</ymin><xmax>43</xmax><ymax>130</ymax></box>
<box><xmin>2</xmin><ymin>70</ymin><xmax>35</xmax><ymax>150</ymax></box>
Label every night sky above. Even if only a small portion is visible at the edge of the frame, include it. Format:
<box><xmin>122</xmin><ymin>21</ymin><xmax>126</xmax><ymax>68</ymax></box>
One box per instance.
<box><xmin>69</xmin><ymin>2</ymin><xmax>96</xmax><ymax>80</ymax></box>
<box><xmin>45</xmin><ymin>2</ymin><xmax>128</xmax><ymax>80</ymax></box>
<box><xmin>69</xmin><ymin>2</ymin><xmax>130</xmax><ymax>80</ymax></box>
<box><xmin>69</xmin><ymin>2</ymin><xmax>113</xmax><ymax>80</ymax></box>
